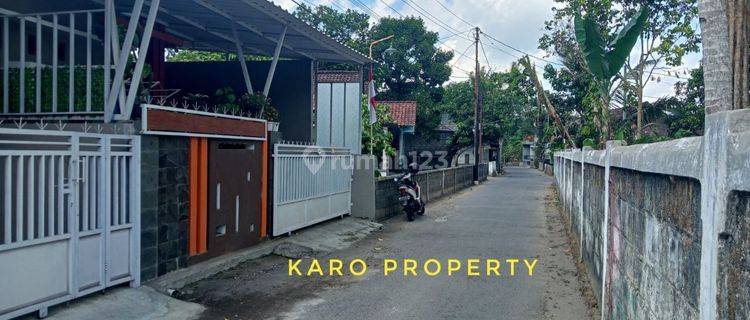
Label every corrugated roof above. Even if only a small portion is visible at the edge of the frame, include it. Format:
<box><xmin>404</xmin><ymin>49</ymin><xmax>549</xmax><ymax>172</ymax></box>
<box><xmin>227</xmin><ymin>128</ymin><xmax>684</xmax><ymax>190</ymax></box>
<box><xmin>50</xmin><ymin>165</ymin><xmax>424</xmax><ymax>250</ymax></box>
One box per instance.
<box><xmin>108</xmin><ymin>0</ymin><xmax>374</xmax><ymax>64</ymax></box>
<box><xmin>379</xmin><ymin>101</ymin><xmax>416</xmax><ymax>127</ymax></box>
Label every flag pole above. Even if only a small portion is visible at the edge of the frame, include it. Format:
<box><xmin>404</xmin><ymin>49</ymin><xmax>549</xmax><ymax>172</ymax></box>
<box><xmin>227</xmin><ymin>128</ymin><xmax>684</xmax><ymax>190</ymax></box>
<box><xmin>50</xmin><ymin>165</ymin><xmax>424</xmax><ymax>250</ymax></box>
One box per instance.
<box><xmin>369</xmin><ymin>64</ymin><xmax>374</xmax><ymax>155</ymax></box>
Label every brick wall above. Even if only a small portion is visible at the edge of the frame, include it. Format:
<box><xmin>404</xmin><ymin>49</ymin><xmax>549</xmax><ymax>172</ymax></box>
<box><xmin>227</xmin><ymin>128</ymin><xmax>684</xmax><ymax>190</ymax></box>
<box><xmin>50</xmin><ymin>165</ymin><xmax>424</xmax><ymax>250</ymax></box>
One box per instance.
<box><xmin>140</xmin><ymin>136</ymin><xmax>190</xmax><ymax>281</ymax></box>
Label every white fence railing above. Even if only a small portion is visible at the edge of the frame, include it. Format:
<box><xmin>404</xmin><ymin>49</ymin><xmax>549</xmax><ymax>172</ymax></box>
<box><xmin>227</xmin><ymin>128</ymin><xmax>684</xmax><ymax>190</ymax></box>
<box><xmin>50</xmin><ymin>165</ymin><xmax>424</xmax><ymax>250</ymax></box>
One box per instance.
<box><xmin>1</xmin><ymin>8</ymin><xmax>112</xmax><ymax>116</ymax></box>
<box><xmin>272</xmin><ymin>144</ymin><xmax>352</xmax><ymax>236</ymax></box>
<box><xmin>0</xmin><ymin>128</ymin><xmax>140</xmax><ymax>319</ymax></box>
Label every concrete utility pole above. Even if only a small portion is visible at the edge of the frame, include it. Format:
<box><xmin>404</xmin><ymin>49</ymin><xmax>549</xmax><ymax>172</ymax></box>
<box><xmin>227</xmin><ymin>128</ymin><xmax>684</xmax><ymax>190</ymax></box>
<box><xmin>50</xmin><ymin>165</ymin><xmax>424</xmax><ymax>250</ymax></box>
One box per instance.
<box><xmin>473</xmin><ymin>27</ymin><xmax>482</xmax><ymax>182</ymax></box>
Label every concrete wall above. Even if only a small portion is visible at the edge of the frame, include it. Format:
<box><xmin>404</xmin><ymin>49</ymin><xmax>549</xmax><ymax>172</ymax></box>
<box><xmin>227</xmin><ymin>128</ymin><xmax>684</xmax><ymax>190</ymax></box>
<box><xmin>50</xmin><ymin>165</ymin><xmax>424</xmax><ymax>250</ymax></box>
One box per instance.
<box><xmin>140</xmin><ymin>136</ymin><xmax>190</xmax><ymax>281</ymax></box>
<box><xmin>373</xmin><ymin>164</ymin><xmax>486</xmax><ymax>220</ymax></box>
<box><xmin>553</xmin><ymin>108</ymin><xmax>750</xmax><ymax>320</ymax></box>
<box><xmin>719</xmin><ymin>191</ymin><xmax>750</xmax><ymax>319</ymax></box>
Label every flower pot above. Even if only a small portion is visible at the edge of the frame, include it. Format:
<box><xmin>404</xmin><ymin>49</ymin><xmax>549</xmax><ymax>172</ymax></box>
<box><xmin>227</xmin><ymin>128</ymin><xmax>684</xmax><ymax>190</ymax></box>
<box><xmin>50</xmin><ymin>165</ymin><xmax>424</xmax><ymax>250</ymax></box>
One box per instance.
<box><xmin>268</xmin><ymin>121</ymin><xmax>280</xmax><ymax>132</ymax></box>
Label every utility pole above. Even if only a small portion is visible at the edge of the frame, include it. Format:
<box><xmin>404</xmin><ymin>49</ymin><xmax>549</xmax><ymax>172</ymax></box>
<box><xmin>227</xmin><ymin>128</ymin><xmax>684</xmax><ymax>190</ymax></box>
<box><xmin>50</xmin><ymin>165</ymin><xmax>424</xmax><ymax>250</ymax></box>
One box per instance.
<box><xmin>473</xmin><ymin>27</ymin><xmax>482</xmax><ymax>182</ymax></box>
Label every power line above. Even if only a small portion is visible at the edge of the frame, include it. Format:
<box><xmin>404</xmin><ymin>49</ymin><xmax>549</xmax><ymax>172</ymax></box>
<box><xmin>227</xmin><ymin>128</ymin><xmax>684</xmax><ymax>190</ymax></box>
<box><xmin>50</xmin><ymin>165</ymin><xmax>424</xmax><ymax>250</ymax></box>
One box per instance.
<box><xmin>399</xmin><ymin>0</ymin><xmax>473</xmax><ymax>42</ymax></box>
<box><xmin>451</xmin><ymin>42</ymin><xmax>474</xmax><ymax>69</ymax></box>
<box><xmin>481</xmin><ymin>31</ymin><xmax>563</xmax><ymax>67</ymax></box>
<box><xmin>348</xmin><ymin>0</ymin><xmax>382</xmax><ymax>19</ymax></box>
<box><xmin>479</xmin><ymin>38</ymin><xmax>494</xmax><ymax>72</ymax></box>
<box><xmin>432</xmin><ymin>0</ymin><xmax>475</xmax><ymax>28</ymax></box>
<box><xmin>378</xmin><ymin>0</ymin><xmax>403</xmax><ymax>17</ymax></box>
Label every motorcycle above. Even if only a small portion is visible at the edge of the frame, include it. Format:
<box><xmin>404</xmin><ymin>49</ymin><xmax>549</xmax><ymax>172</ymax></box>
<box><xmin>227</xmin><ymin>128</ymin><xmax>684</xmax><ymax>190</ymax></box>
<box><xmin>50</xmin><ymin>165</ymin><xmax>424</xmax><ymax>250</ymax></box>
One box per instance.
<box><xmin>394</xmin><ymin>163</ymin><xmax>425</xmax><ymax>221</ymax></box>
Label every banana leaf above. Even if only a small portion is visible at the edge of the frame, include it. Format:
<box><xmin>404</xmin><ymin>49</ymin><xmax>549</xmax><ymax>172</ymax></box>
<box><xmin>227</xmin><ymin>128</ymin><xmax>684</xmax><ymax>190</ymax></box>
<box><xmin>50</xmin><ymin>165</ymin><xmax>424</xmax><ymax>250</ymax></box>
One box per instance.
<box><xmin>574</xmin><ymin>14</ymin><xmax>608</xmax><ymax>80</ymax></box>
<box><xmin>606</xmin><ymin>7</ymin><xmax>650</xmax><ymax>78</ymax></box>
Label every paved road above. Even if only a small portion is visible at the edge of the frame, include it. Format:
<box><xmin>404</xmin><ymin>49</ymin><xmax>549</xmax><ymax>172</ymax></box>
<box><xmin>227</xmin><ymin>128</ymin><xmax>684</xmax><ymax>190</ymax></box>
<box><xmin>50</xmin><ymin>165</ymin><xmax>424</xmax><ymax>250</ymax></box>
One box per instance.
<box><xmin>184</xmin><ymin>167</ymin><xmax>594</xmax><ymax>320</ymax></box>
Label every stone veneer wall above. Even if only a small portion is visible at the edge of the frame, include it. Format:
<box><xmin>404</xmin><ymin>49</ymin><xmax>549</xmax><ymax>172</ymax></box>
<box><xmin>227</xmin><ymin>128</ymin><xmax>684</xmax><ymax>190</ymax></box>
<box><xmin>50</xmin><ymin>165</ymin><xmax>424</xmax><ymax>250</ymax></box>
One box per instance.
<box><xmin>140</xmin><ymin>136</ymin><xmax>190</xmax><ymax>281</ymax></box>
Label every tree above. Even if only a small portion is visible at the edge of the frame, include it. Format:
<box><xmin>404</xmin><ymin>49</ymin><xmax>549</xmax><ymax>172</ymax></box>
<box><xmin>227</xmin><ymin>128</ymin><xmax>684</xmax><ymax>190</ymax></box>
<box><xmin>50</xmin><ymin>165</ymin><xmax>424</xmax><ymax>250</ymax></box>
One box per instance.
<box><xmin>293</xmin><ymin>4</ymin><xmax>370</xmax><ymax>54</ymax></box>
<box><xmin>521</xmin><ymin>56</ymin><xmax>577</xmax><ymax>148</ymax></box>
<box><xmin>699</xmin><ymin>0</ymin><xmax>747</xmax><ymax>114</ymax></box>
<box><xmin>166</xmin><ymin>49</ymin><xmax>228</xmax><ymax>62</ymax></box>
<box><xmin>439</xmin><ymin>61</ymin><xmax>538</xmax><ymax>162</ymax></box>
<box><xmin>574</xmin><ymin>7</ymin><xmax>649</xmax><ymax>143</ymax></box>
<box><xmin>369</xmin><ymin>17</ymin><xmax>454</xmax><ymax>135</ymax></box>
<box><xmin>543</xmin><ymin>0</ymin><xmax>700</xmax><ymax>141</ymax></box>
<box><xmin>362</xmin><ymin>98</ymin><xmax>396</xmax><ymax>157</ymax></box>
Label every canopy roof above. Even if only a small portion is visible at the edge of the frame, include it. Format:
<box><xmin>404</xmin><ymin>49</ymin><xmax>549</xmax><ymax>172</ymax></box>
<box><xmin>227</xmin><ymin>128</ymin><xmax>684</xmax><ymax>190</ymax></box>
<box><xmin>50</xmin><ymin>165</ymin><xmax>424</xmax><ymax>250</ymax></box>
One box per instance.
<box><xmin>129</xmin><ymin>0</ymin><xmax>373</xmax><ymax>64</ymax></box>
<box><xmin>1</xmin><ymin>0</ymin><xmax>373</xmax><ymax>64</ymax></box>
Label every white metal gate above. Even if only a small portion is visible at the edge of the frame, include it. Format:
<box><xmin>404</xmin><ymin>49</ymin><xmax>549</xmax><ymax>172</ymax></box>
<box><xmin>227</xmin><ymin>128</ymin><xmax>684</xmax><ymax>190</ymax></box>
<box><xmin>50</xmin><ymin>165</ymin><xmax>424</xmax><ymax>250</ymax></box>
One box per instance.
<box><xmin>0</xmin><ymin>128</ymin><xmax>140</xmax><ymax>319</ymax></box>
<box><xmin>272</xmin><ymin>144</ymin><xmax>352</xmax><ymax>236</ymax></box>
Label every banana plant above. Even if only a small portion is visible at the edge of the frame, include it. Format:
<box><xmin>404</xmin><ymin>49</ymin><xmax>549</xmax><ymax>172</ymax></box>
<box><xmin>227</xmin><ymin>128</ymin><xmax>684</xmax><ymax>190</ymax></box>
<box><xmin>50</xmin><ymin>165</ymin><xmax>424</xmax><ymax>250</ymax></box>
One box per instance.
<box><xmin>575</xmin><ymin>7</ymin><xmax>650</xmax><ymax>90</ymax></box>
<box><xmin>574</xmin><ymin>6</ymin><xmax>649</xmax><ymax>141</ymax></box>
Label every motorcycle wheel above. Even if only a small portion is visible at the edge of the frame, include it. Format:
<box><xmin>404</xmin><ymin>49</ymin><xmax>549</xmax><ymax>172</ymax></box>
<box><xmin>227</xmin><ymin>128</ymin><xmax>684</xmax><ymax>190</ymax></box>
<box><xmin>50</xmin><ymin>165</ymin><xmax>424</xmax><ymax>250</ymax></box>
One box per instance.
<box><xmin>406</xmin><ymin>210</ymin><xmax>415</xmax><ymax>221</ymax></box>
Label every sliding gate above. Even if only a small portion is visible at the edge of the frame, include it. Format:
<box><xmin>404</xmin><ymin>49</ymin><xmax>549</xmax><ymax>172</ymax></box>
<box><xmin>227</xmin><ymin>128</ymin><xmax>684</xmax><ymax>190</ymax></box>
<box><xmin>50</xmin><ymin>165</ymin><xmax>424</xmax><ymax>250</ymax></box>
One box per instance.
<box><xmin>272</xmin><ymin>144</ymin><xmax>352</xmax><ymax>236</ymax></box>
<box><xmin>0</xmin><ymin>128</ymin><xmax>140</xmax><ymax>319</ymax></box>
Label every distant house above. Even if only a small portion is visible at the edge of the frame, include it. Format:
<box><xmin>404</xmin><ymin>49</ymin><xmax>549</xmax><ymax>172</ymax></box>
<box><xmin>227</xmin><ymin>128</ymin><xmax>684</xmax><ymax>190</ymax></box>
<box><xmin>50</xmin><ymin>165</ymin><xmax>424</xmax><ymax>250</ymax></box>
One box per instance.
<box><xmin>404</xmin><ymin>113</ymin><xmax>457</xmax><ymax>169</ymax></box>
<box><xmin>522</xmin><ymin>135</ymin><xmax>538</xmax><ymax>166</ymax></box>
<box><xmin>379</xmin><ymin>101</ymin><xmax>416</xmax><ymax>169</ymax></box>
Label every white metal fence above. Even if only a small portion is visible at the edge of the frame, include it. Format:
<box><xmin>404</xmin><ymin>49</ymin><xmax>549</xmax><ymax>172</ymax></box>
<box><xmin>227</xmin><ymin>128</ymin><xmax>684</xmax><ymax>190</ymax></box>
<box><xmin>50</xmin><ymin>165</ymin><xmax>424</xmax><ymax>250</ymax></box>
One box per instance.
<box><xmin>272</xmin><ymin>143</ymin><xmax>352</xmax><ymax>236</ymax></box>
<box><xmin>1</xmin><ymin>9</ymin><xmax>109</xmax><ymax>116</ymax></box>
<box><xmin>0</xmin><ymin>128</ymin><xmax>140</xmax><ymax>319</ymax></box>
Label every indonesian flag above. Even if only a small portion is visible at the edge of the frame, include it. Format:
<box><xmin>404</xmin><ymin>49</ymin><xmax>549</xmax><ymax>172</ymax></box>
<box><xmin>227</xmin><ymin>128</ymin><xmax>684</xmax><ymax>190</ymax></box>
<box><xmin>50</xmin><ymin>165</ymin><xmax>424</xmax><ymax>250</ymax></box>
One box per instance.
<box><xmin>368</xmin><ymin>65</ymin><xmax>378</xmax><ymax>125</ymax></box>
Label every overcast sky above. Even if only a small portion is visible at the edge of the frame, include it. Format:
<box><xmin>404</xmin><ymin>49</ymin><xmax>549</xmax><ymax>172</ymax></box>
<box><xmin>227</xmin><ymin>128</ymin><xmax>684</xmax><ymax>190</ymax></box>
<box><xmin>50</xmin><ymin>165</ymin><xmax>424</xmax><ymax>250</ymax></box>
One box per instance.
<box><xmin>273</xmin><ymin>0</ymin><xmax>701</xmax><ymax>100</ymax></box>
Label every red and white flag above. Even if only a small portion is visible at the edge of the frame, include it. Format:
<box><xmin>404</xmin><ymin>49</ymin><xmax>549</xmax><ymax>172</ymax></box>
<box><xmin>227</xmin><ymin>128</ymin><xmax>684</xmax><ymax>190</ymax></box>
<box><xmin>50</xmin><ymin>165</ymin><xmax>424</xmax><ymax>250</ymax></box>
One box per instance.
<box><xmin>367</xmin><ymin>66</ymin><xmax>378</xmax><ymax>125</ymax></box>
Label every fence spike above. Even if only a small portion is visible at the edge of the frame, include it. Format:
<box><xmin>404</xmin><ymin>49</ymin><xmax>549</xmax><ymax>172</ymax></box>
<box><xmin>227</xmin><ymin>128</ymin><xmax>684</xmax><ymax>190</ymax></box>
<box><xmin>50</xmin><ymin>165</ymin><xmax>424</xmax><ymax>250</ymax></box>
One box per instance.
<box><xmin>83</xmin><ymin>121</ymin><xmax>91</xmax><ymax>133</ymax></box>
<box><xmin>37</xmin><ymin>118</ymin><xmax>48</xmax><ymax>130</ymax></box>
<box><xmin>15</xmin><ymin>118</ymin><xmax>26</xmax><ymax>129</ymax></box>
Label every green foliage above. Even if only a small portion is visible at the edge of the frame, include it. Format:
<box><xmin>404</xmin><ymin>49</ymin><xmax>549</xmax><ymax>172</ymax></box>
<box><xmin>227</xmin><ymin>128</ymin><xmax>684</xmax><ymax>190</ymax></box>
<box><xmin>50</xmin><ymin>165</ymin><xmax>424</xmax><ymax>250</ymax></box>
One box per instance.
<box><xmin>440</xmin><ymin>60</ymin><xmax>538</xmax><ymax>161</ymax></box>
<box><xmin>167</xmin><ymin>49</ymin><xmax>228</xmax><ymax>62</ymax></box>
<box><xmin>575</xmin><ymin>7</ymin><xmax>649</xmax><ymax>87</ymax></box>
<box><xmin>362</xmin><ymin>97</ymin><xmax>396</xmax><ymax>157</ymax></box>
<box><xmin>502</xmin><ymin>136</ymin><xmax>523</xmax><ymax>163</ymax></box>
<box><xmin>370</xmin><ymin>17</ymin><xmax>454</xmax><ymax>135</ymax></box>
<box><xmin>606</xmin><ymin>7</ymin><xmax>649</xmax><ymax>77</ymax></box>
<box><xmin>294</xmin><ymin>4</ymin><xmax>369</xmax><ymax>53</ymax></box>
<box><xmin>212</xmin><ymin>87</ymin><xmax>279</xmax><ymax>120</ymax></box>
<box><xmin>0</xmin><ymin>67</ymin><xmax>106</xmax><ymax>112</ymax></box>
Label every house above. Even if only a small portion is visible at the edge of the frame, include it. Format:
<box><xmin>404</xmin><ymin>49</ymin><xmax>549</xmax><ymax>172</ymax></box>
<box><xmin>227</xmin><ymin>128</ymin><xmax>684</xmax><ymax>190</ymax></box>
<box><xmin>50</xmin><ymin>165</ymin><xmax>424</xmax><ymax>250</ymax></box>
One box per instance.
<box><xmin>378</xmin><ymin>100</ymin><xmax>416</xmax><ymax>169</ymax></box>
<box><xmin>522</xmin><ymin>135</ymin><xmax>537</xmax><ymax>167</ymax></box>
<box><xmin>0</xmin><ymin>0</ymin><xmax>371</xmax><ymax>318</ymax></box>
<box><xmin>404</xmin><ymin>113</ymin><xmax>457</xmax><ymax>169</ymax></box>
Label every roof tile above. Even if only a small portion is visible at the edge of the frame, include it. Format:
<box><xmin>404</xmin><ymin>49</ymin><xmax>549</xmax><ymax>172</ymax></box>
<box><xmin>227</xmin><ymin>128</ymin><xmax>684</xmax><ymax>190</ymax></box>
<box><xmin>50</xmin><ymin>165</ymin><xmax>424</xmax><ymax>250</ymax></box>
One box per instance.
<box><xmin>379</xmin><ymin>101</ymin><xmax>417</xmax><ymax>127</ymax></box>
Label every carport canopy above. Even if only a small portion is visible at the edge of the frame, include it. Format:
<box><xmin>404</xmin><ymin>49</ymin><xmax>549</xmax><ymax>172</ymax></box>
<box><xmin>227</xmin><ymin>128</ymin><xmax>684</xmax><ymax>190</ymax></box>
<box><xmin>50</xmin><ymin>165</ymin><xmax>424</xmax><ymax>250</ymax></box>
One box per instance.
<box><xmin>2</xmin><ymin>0</ymin><xmax>373</xmax><ymax>64</ymax></box>
<box><xmin>134</xmin><ymin>0</ymin><xmax>373</xmax><ymax>64</ymax></box>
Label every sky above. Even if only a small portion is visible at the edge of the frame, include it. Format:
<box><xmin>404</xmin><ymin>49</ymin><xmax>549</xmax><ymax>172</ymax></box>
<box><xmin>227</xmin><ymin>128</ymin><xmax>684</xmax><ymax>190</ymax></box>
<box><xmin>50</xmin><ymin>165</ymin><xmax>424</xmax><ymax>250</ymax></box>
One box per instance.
<box><xmin>272</xmin><ymin>0</ymin><xmax>701</xmax><ymax>100</ymax></box>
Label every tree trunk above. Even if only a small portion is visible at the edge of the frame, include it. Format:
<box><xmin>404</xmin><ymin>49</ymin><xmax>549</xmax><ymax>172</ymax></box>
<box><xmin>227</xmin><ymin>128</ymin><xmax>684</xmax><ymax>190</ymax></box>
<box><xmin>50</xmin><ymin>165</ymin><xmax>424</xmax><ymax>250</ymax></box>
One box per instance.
<box><xmin>699</xmin><ymin>0</ymin><xmax>740</xmax><ymax>113</ymax></box>
<box><xmin>600</xmin><ymin>91</ymin><xmax>611</xmax><ymax>145</ymax></box>
<box><xmin>635</xmin><ymin>84</ymin><xmax>643</xmax><ymax>140</ymax></box>
<box><xmin>522</xmin><ymin>56</ymin><xmax>577</xmax><ymax>149</ymax></box>
<box><xmin>728</xmin><ymin>0</ymin><xmax>749</xmax><ymax>110</ymax></box>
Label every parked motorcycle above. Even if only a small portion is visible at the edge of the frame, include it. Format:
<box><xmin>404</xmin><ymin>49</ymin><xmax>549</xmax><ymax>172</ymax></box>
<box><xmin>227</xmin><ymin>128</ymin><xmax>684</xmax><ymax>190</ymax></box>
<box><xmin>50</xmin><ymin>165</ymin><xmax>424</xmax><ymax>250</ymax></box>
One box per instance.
<box><xmin>395</xmin><ymin>163</ymin><xmax>425</xmax><ymax>221</ymax></box>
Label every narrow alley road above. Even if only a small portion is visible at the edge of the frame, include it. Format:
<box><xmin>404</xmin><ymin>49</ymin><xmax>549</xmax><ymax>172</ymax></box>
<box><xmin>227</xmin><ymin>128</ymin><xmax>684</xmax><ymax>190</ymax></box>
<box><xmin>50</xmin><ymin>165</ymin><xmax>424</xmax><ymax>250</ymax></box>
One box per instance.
<box><xmin>182</xmin><ymin>168</ymin><xmax>596</xmax><ymax>320</ymax></box>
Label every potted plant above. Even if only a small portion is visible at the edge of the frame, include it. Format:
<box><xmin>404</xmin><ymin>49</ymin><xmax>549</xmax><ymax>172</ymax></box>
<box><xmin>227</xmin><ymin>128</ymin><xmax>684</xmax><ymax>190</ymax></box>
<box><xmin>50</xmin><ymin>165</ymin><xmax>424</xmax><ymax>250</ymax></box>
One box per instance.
<box><xmin>241</xmin><ymin>92</ymin><xmax>280</xmax><ymax>131</ymax></box>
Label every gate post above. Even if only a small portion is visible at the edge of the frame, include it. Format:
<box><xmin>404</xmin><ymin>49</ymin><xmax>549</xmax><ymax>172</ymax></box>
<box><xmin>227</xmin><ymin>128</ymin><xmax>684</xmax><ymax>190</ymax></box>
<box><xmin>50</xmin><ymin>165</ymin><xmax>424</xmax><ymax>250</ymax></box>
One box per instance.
<box><xmin>69</xmin><ymin>133</ymin><xmax>80</xmax><ymax>297</ymax></box>
<box><xmin>600</xmin><ymin>140</ymin><xmax>625</xmax><ymax>319</ymax></box>
<box><xmin>130</xmin><ymin>135</ymin><xmax>141</xmax><ymax>287</ymax></box>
